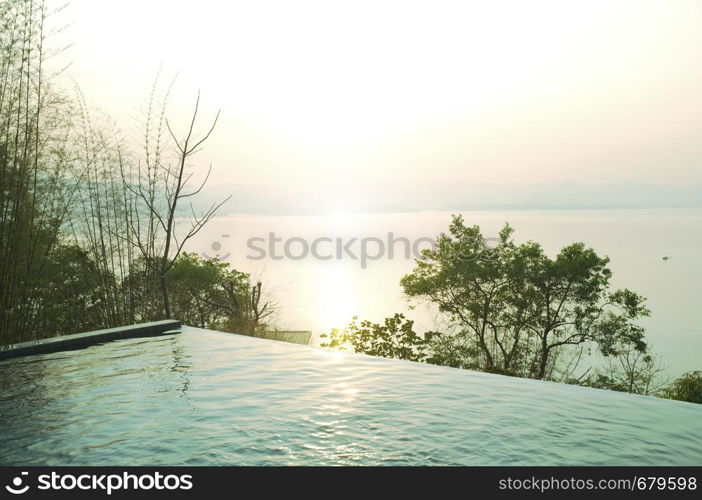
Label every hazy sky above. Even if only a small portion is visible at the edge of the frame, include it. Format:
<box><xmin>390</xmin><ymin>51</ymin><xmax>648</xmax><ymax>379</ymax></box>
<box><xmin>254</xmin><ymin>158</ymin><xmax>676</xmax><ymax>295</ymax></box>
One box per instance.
<box><xmin>50</xmin><ymin>0</ymin><xmax>702</xmax><ymax>212</ymax></box>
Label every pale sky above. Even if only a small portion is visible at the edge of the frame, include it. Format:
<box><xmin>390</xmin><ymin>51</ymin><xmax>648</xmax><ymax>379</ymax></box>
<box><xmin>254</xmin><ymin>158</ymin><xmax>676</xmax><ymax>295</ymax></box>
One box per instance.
<box><xmin>49</xmin><ymin>0</ymin><xmax>702</xmax><ymax>212</ymax></box>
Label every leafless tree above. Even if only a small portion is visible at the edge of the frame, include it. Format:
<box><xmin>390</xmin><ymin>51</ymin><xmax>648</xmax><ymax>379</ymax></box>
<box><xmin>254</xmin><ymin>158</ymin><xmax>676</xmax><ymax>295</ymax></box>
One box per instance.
<box><xmin>120</xmin><ymin>84</ymin><xmax>230</xmax><ymax>318</ymax></box>
<box><xmin>601</xmin><ymin>348</ymin><xmax>668</xmax><ymax>396</ymax></box>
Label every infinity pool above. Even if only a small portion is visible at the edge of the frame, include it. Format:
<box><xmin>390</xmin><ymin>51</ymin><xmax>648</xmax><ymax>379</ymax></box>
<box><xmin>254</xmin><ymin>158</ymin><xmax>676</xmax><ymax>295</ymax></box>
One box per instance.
<box><xmin>1</xmin><ymin>327</ymin><xmax>700</xmax><ymax>465</ymax></box>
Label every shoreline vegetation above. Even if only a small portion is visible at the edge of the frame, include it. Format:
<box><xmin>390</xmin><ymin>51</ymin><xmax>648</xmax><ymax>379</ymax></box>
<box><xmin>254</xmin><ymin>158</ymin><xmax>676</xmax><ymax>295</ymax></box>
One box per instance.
<box><xmin>321</xmin><ymin>215</ymin><xmax>701</xmax><ymax>404</ymax></box>
<box><xmin>0</xmin><ymin>0</ymin><xmax>699</xmax><ymax>405</ymax></box>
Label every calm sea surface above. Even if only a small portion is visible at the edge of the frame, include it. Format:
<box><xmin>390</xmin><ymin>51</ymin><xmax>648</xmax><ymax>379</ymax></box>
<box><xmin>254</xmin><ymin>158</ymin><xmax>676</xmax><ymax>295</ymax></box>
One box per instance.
<box><xmin>186</xmin><ymin>209</ymin><xmax>702</xmax><ymax>376</ymax></box>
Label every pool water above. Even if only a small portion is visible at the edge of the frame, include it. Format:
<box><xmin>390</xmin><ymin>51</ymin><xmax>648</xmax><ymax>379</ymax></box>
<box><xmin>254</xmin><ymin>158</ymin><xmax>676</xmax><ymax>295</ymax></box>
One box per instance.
<box><xmin>1</xmin><ymin>327</ymin><xmax>700</xmax><ymax>465</ymax></box>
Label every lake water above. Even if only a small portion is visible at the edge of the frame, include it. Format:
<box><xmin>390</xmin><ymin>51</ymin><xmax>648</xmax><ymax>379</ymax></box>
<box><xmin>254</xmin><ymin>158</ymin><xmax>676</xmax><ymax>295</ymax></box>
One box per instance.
<box><xmin>1</xmin><ymin>328</ymin><xmax>700</xmax><ymax>466</ymax></box>
<box><xmin>187</xmin><ymin>209</ymin><xmax>702</xmax><ymax>377</ymax></box>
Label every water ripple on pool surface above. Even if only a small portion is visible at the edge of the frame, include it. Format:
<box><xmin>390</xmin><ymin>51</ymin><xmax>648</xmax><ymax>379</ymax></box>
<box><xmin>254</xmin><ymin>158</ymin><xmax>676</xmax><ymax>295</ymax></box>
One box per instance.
<box><xmin>1</xmin><ymin>326</ymin><xmax>700</xmax><ymax>465</ymax></box>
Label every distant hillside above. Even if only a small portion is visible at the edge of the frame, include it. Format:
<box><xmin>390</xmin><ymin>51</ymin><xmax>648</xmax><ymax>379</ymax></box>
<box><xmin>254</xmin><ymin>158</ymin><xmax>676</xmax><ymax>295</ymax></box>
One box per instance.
<box><xmin>183</xmin><ymin>182</ymin><xmax>702</xmax><ymax>215</ymax></box>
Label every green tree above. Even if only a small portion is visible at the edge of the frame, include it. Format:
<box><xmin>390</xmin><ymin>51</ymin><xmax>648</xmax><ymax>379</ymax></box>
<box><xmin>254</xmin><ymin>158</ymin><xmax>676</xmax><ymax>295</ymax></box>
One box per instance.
<box><xmin>168</xmin><ymin>253</ymin><xmax>251</xmax><ymax>330</ymax></box>
<box><xmin>400</xmin><ymin>217</ymin><xmax>523</xmax><ymax>372</ymax></box>
<box><xmin>32</xmin><ymin>244</ymin><xmax>110</xmax><ymax>337</ymax></box>
<box><xmin>401</xmin><ymin>215</ymin><xmax>650</xmax><ymax>379</ymax></box>
<box><xmin>662</xmin><ymin>371</ymin><xmax>702</xmax><ymax>404</ymax></box>
<box><xmin>401</xmin><ymin>216</ymin><xmax>545</xmax><ymax>375</ymax></box>
<box><xmin>321</xmin><ymin>314</ymin><xmax>435</xmax><ymax>362</ymax></box>
<box><xmin>523</xmin><ymin>243</ymin><xmax>649</xmax><ymax>379</ymax></box>
<box><xmin>156</xmin><ymin>252</ymin><xmax>276</xmax><ymax>335</ymax></box>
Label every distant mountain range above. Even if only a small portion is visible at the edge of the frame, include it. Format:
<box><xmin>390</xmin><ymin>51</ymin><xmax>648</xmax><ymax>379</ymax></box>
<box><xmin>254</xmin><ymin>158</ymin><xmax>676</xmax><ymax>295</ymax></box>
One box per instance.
<box><xmin>183</xmin><ymin>182</ymin><xmax>702</xmax><ymax>215</ymax></box>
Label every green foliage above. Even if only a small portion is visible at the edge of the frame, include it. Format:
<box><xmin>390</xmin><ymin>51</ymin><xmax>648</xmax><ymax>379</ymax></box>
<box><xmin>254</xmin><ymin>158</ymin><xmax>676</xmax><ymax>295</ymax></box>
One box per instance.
<box><xmin>525</xmin><ymin>242</ymin><xmax>650</xmax><ymax>378</ymax></box>
<box><xmin>124</xmin><ymin>252</ymin><xmax>272</xmax><ymax>334</ymax></box>
<box><xmin>119</xmin><ymin>257</ymin><xmax>164</xmax><ymax>324</ymax></box>
<box><xmin>400</xmin><ymin>215</ymin><xmax>651</xmax><ymax>380</ymax></box>
<box><xmin>400</xmin><ymin>217</ymin><xmax>524</xmax><ymax>372</ymax></box>
<box><xmin>320</xmin><ymin>314</ymin><xmax>437</xmax><ymax>362</ymax></box>
<box><xmin>423</xmin><ymin>329</ymin><xmax>485</xmax><ymax>370</ymax></box>
<box><xmin>30</xmin><ymin>245</ymin><xmax>108</xmax><ymax>337</ymax></box>
<box><xmin>323</xmin><ymin>216</ymin><xmax>653</xmax><ymax>389</ymax></box>
<box><xmin>662</xmin><ymin>371</ymin><xmax>702</xmax><ymax>404</ymax></box>
<box><xmin>167</xmin><ymin>253</ymin><xmax>249</xmax><ymax>329</ymax></box>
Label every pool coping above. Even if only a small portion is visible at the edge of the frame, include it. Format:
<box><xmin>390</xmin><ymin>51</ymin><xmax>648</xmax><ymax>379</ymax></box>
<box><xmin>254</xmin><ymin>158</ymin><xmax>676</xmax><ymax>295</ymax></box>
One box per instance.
<box><xmin>0</xmin><ymin>320</ymin><xmax>181</xmax><ymax>361</ymax></box>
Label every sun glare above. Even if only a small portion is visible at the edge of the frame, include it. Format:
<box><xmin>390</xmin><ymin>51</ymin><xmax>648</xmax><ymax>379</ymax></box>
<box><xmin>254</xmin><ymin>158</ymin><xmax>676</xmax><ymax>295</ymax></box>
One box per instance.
<box><xmin>57</xmin><ymin>0</ymin><xmax>702</xmax><ymax>186</ymax></box>
<box><xmin>319</xmin><ymin>264</ymin><xmax>357</xmax><ymax>332</ymax></box>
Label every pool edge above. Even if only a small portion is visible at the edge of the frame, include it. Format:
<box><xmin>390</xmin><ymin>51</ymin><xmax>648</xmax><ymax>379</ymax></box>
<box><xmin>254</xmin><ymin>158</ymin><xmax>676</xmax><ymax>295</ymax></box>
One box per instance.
<box><xmin>0</xmin><ymin>320</ymin><xmax>181</xmax><ymax>361</ymax></box>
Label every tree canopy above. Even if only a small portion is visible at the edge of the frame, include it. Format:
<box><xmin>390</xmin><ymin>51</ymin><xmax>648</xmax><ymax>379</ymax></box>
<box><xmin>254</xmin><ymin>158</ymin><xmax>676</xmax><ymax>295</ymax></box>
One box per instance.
<box><xmin>322</xmin><ymin>214</ymin><xmax>679</xmax><ymax>401</ymax></box>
